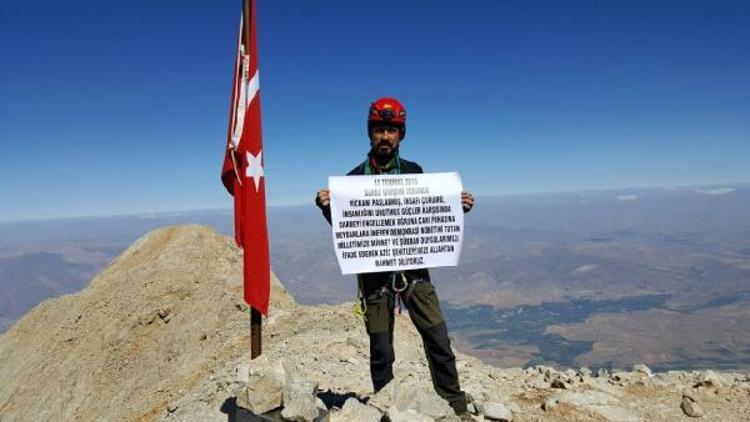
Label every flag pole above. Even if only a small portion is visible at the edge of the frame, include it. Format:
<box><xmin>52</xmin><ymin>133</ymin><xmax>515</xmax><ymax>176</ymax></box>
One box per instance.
<box><xmin>243</xmin><ymin>0</ymin><xmax>262</xmax><ymax>360</ymax></box>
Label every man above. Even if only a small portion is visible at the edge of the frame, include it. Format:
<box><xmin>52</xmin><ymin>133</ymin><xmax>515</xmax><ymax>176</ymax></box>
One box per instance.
<box><xmin>315</xmin><ymin>97</ymin><xmax>475</xmax><ymax>416</ymax></box>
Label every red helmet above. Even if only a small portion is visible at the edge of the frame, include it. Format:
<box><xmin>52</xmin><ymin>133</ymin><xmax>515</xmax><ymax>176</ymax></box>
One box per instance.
<box><xmin>368</xmin><ymin>97</ymin><xmax>406</xmax><ymax>139</ymax></box>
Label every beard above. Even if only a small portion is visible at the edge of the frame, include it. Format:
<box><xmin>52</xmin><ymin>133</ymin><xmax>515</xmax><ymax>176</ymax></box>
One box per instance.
<box><xmin>373</xmin><ymin>142</ymin><xmax>396</xmax><ymax>161</ymax></box>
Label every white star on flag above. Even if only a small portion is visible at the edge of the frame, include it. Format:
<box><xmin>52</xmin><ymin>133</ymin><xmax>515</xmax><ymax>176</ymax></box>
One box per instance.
<box><xmin>245</xmin><ymin>150</ymin><xmax>264</xmax><ymax>191</ymax></box>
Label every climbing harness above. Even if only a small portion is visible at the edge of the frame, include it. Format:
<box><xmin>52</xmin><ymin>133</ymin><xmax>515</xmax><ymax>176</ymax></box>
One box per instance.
<box><xmin>392</xmin><ymin>272</ymin><xmax>408</xmax><ymax>314</ymax></box>
<box><xmin>355</xmin><ymin>272</ymin><xmax>429</xmax><ymax>318</ymax></box>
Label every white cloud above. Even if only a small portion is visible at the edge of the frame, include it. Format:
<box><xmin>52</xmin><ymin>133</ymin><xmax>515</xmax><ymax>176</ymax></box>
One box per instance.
<box><xmin>693</xmin><ymin>187</ymin><xmax>735</xmax><ymax>195</ymax></box>
<box><xmin>616</xmin><ymin>194</ymin><xmax>638</xmax><ymax>201</ymax></box>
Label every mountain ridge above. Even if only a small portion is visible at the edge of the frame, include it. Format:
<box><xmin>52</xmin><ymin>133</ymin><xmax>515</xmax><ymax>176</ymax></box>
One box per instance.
<box><xmin>1</xmin><ymin>225</ymin><xmax>749</xmax><ymax>421</ymax></box>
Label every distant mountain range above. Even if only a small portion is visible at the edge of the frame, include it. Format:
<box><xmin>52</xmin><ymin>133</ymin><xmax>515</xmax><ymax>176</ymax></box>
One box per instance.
<box><xmin>2</xmin><ymin>183</ymin><xmax>749</xmax><ymax>370</ymax></box>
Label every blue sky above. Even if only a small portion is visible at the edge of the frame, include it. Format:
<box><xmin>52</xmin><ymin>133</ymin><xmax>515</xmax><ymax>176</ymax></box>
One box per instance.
<box><xmin>1</xmin><ymin>0</ymin><xmax>748</xmax><ymax>221</ymax></box>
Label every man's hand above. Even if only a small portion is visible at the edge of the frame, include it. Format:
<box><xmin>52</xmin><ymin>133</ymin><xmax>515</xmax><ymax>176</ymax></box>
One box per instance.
<box><xmin>462</xmin><ymin>191</ymin><xmax>474</xmax><ymax>213</ymax></box>
<box><xmin>316</xmin><ymin>188</ymin><xmax>331</xmax><ymax>208</ymax></box>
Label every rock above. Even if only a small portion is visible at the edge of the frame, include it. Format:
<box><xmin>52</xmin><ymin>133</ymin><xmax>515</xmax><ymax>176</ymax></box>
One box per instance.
<box><xmin>542</xmin><ymin>397</ymin><xmax>559</xmax><ymax>411</ymax></box>
<box><xmin>315</xmin><ymin>397</ymin><xmax>330</xmax><ymax>422</ymax></box>
<box><xmin>633</xmin><ymin>364</ymin><xmax>653</xmax><ymax>377</ymax></box>
<box><xmin>281</xmin><ymin>378</ymin><xmax>319</xmax><ymax>422</ymax></box>
<box><xmin>392</xmin><ymin>382</ymin><xmax>455</xmax><ymax>419</ymax></box>
<box><xmin>681</xmin><ymin>395</ymin><xmax>705</xmax><ymax>418</ymax></box>
<box><xmin>484</xmin><ymin>402</ymin><xmax>513</xmax><ymax>421</ymax></box>
<box><xmin>387</xmin><ymin>406</ymin><xmax>434</xmax><ymax>422</ymax></box>
<box><xmin>550</xmin><ymin>378</ymin><xmax>566</xmax><ymax>389</ymax></box>
<box><xmin>537</xmin><ymin>365</ymin><xmax>558</xmax><ymax>381</ymax></box>
<box><xmin>466</xmin><ymin>392</ymin><xmax>482</xmax><ymax>415</ymax></box>
<box><xmin>694</xmin><ymin>369</ymin><xmax>729</xmax><ymax>388</ymax></box>
<box><xmin>236</xmin><ymin>376</ymin><xmax>283</xmax><ymax>415</ymax></box>
<box><xmin>370</xmin><ymin>378</ymin><xmax>454</xmax><ymax>419</ymax></box>
<box><xmin>579</xmin><ymin>367</ymin><xmax>592</xmax><ymax>377</ymax></box>
<box><xmin>346</xmin><ymin>335</ymin><xmax>367</xmax><ymax>349</ymax></box>
<box><xmin>368</xmin><ymin>380</ymin><xmax>397</xmax><ymax>410</ymax></box>
<box><xmin>235</xmin><ymin>355</ymin><xmax>286</xmax><ymax>415</ymax></box>
<box><xmin>597</xmin><ymin>368</ymin><xmax>609</xmax><ymax>378</ymax></box>
<box><xmin>157</xmin><ymin>308</ymin><xmax>172</xmax><ymax>323</ymax></box>
<box><xmin>590</xmin><ymin>406</ymin><xmax>640</xmax><ymax>421</ymax></box>
<box><xmin>555</xmin><ymin>391</ymin><xmax>638</xmax><ymax>421</ymax></box>
<box><xmin>236</xmin><ymin>363</ymin><xmax>250</xmax><ymax>383</ymax></box>
<box><xmin>330</xmin><ymin>398</ymin><xmax>381</xmax><ymax>422</ymax></box>
<box><xmin>314</xmin><ymin>409</ymin><xmax>330</xmax><ymax>422</ymax></box>
<box><xmin>558</xmin><ymin>390</ymin><xmax>618</xmax><ymax>407</ymax></box>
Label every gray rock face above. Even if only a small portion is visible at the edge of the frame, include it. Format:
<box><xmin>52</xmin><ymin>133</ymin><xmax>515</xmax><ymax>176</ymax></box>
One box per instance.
<box><xmin>235</xmin><ymin>355</ymin><xmax>286</xmax><ymax>414</ymax></box>
<box><xmin>681</xmin><ymin>395</ymin><xmax>705</xmax><ymax>418</ymax></box>
<box><xmin>550</xmin><ymin>378</ymin><xmax>567</xmax><ymax>389</ymax></box>
<box><xmin>236</xmin><ymin>376</ymin><xmax>284</xmax><ymax>415</ymax></box>
<box><xmin>483</xmin><ymin>402</ymin><xmax>513</xmax><ymax>421</ymax></box>
<box><xmin>281</xmin><ymin>377</ymin><xmax>319</xmax><ymax>422</ymax></box>
<box><xmin>694</xmin><ymin>369</ymin><xmax>729</xmax><ymax>388</ymax></box>
<box><xmin>542</xmin><ymin>397</ymin><xmax>559</xmax><ymax>411</ymax></box>
<box><xmin>330</xmin><ymin>398</ymin><xmax>381</xmax><ymax>422</ymax></box>
<box><xmin>632</xmin><ymin>364</ymin><xmax>653</xmax><ymax>378</ymax></box>
<box><xmin>370</xmin><ymin>378</ymin><xmax>455</xmax><ymax>419</ymax></box>
<box><xmin>558</xmin><ymin>390</ymin><xmax>618</xmax><ymax>407</ymax></box>
<box><xmin>387</xmin><ymin>406</ymin><xmax>434</xmax><ymax>422</ymax></box>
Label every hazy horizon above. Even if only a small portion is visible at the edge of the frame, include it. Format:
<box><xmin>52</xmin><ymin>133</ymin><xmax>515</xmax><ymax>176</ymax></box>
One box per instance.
<box><xmin>1</xmin><ymin>181</ymin><xmax>747</xmax><ymax>224</ymax></box>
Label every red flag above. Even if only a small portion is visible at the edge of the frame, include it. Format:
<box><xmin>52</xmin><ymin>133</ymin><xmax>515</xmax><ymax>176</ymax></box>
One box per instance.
<box><xmin>221</xmin><ymin>0</ymin><xmax>270</xmax><ymax>315</ymax></box>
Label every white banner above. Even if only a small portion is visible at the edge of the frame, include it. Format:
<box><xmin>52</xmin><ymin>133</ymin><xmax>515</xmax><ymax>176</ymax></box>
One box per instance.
<box><xmin>329</xmin><ymin>172</ymin><xmax>464</xmax><ymax>275</ymax></box>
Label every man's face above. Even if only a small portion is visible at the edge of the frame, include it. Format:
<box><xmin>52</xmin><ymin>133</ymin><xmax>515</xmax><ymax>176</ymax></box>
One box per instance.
<box><xmin>369</xmin><ymin>125</ymin><xmax>402</xmax><ymax>157</ymax></box>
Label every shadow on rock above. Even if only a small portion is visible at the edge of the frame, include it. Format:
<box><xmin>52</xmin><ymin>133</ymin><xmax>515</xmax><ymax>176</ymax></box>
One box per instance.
<box><xmin>220</xmin><ymin>397</ymin><xmax>283</xmax><ymax>422</ymax></box>
<box><xmin>316</xmin><ymin>390</ymin><xmax>364</xmax><ymax>409</ymax></box>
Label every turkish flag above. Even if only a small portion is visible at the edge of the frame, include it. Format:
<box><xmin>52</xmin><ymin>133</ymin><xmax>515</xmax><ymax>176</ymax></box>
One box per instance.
<box><xmin>221</xmin><ymin>0</ymin><xmax>270</xmax><ymax>315</ymax></box>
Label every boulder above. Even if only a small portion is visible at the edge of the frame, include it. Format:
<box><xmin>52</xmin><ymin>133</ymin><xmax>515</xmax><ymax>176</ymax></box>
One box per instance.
<box><xmin>694</xmin><ymin>370</ymin><xmax>729</xmax><ymax>388</ymax></box>
<box><xmin>369</xmin><ymin>378</ymin><xmax>455</xmax><ymax>419</ymax></box>
<box><xmin>558</xmin><ymin>390</ymin><xmax>618</xmax><ymax>407</ymax></box>
<box><xmin>550</xmin><ymin>378</ymin><xmax>567</xmax><ymax>389</ymax></box>
<box><xmin>235</xmin><ymin>355</ymin><xmax>286</xmax><ymax>415</ymax></box>
<box><xmin>236</xmin><ymin>376</ymin><xmax>284</xmax><ymax>415</ymax></box>
<box><xmin>681</xmin><ymin>395</ymin><xmax>705</xmax><ymax>418</ymax></box>
<box><xmin>387</xmin><ymin>406</ymin><xmax>434</xmax><ymax>422</ymax></box>
<box><xmin>330</xmin><ymin>398</ymin><xmax>381</xmax><ymax>422</ymax></box>
<box><xmin>632</xmin><ymin>364</ymin><xmax>653</xmax><ymax>378</ymax></box>
<box><xmin>542</xmin><ymin>397</ymin><xmax>559</xmax><ymax>411</ymax></box>
<box><xmin>281</xmin><ymin>377</ymin><xmax>319</xmax><ymax>421</ymax></box>
<box><xmin>483</xmin><ymin>402</ymin><xmax>513</xmax><ymax>421</ymax></box>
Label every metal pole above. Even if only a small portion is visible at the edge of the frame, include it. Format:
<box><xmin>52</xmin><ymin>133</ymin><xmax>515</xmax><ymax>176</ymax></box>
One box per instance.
<box><xmin>250</xmin><ymin>307</ymin><xmax>262</xmax><ymax>358</ymax></box>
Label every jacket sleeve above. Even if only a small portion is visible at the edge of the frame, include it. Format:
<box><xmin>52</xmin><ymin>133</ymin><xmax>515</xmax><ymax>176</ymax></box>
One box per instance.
<box><xmin>316</xmin><ymin>163</ymin><xmax>364</xmax><ymax>225</ymax></box>
<box><xmin>315</xmin><ymin>194</ymin><xmax>333</xmax><ymax>226</ymax></box>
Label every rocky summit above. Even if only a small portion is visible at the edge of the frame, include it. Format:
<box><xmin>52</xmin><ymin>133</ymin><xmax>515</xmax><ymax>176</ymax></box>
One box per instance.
<box><xmin>1</xmin><ymin>225</ymin><xmax>749</xmax><ymax>421</ymax></box>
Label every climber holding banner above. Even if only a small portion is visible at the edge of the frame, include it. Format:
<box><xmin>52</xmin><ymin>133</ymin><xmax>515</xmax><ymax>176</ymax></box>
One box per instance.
<box><xmin>315</xmin><ymin>97</ymin><xmax>475</xmax><ymax>417</ymax></box>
